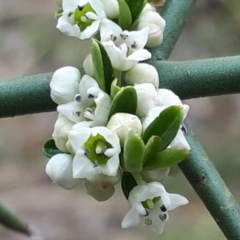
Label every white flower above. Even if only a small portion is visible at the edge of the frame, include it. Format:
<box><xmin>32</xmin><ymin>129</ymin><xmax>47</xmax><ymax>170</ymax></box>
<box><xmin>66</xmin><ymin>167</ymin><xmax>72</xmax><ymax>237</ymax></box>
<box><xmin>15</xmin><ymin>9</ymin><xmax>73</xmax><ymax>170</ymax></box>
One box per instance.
<box><xmin>46</xmin><ymin>153</ymin><xmax>81</xmax><ymax>190</ymax></box>
<box><xmin>121</xmin><ymin>182</ymin><xmax>189</xmax><ymax>234</ymax></box>
<box><xmin>100</xmin><ymin>0</ymin><xmax>119</xmax><ymax>19</ymax></box>
<box><xmin>100</xmin><ymin>19</ymin><xmax>151</xmax><ymax>71</ymax></box>
<box><xmin>107</xmin><ymin>113</ymin><xmax>142</xmax><ymax>146</ymax></box>
<box><xmin>52</xmin><ymin>114</ymin><xmax>75</xmax><ymax>152</ymax></box>
<box><xmin>57</xmin><ymin>0</ymin><xmax>106</xmax><ymax>40</ymax></box>
<box><xmin>134</xmin><ymin>83</ymin><xmax>161</xmax><ymax>118</ymax></box>
<box><xmin>68</xmin><ymin>126</ymin><xmax>121</xmax><ymax>181</ymax></box>
<box><xmin>50</xmin><ymin>66</ymin><xmax>81</xmax><ymax>105</ymax></box>
<box><xmin>57</xmin><ymin>75</ymin><xmax>111</xmax><ymax>126</ymax></box>
<box><xmin>133</xmin><ymin>4</ymin><xmax>166</xmax><ymax>48</ymax></box>
<box><xmin>125</xmin><ymin>63</ymin><xmax>159</xmax><ymax>89</ymax></box>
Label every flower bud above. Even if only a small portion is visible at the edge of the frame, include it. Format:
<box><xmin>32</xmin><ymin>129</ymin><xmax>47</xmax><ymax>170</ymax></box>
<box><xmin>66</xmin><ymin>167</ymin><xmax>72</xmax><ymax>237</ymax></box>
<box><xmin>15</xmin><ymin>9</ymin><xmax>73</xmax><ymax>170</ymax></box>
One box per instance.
<box><xmin>46</xmin><ymin>153</ymin><xmax>81</xmax><ymax>190</ymax></box>
<box><xmin>83</xmin><ymin>54</ymin><xmax>95</xmax><ymax>78</ymax></box>
<box><xmin>107</xmin><ymin>113</ymin><xmax>142</xmax><ymax>146</ymax></box>
<box><xmin>83</xmin><ymin>179</ymin><xmax>115</xmax><ymax>202</ymax></box>
<box><xmin>100</xmin><ymin>0</ymin><xmax>119</xmax><ymax>19</ymax></box>
<box><xmin>136</xmin><ymin>11</ymin><xmax>166</xmax><ymax>48</ymax></box>
<box><xmin>52</xmin><ymin>114</ymin><xmax>74</xmax><ymax>152</ymax></box>
<box><xmin>125</xmin><ymin>63</ymin><xmax>159</xmax><ymax>89</ymax></box>
<box><xmin>50</xmin><ymin>66</ymin><xmax>81</xmax><ymax>105</ymax></box>
<box><xmin>134</xmin><ymin>83</ymin><xmax>161</xmax><ymax>118</ymax></box>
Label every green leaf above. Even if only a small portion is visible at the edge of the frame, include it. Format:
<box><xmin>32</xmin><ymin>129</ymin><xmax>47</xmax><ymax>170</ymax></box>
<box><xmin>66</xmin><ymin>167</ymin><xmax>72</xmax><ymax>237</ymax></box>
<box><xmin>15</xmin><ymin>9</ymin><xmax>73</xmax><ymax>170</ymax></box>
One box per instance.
<box><xmin>91</xmin><ymin>39</ymin><xmax>115</xmax><ymax>94</ymax></box>
<box><xmin>110</xmin><ymin>78</ymin><xmax>121</xmax><ymax>99</ymax></box>
<box><xmin>142</xmin><ymin>106</ymin><xmax>183</xmax><ymax>151</ymax></box>
<box><xmin>143</xmin><ymin>148</ymin><xmax>190</xmax><ymax>171</ymax></box>
<box><xmin>143</xmin><ymin>135</ymin><xmax>162</xmax><ymax>164</ymax></box>
<box><xmin>123</xmin><ymin>131</ymin><xmax>145</xmax><ymax>172</ymax></box>
<box><xmin>121</xmin><ymin>172</ymin><xmax>137</xmax><ymax>199</ymax></box>
<box><xmin>43</xmin><ymin>138</ymin><xmax>63</xmax><ymax>158</ymax></box>
<box><xmin>0</xmin><ymin>202</ymin><xmax>30</xmax><ymax>236</ymax></box>
<box><xmin>117</xmin><ymin>0</ymin><xmax>132</xmax><ymax>29</ymax></box>
<box><xmin>125</xmin><ymin>0</ymin><xmax>147</xmax><ymax>24</ymax></box>
<box><xmin>108</xmin><ymin>86</ymin><xmax>137</xmax><ymax>119</ymax></box>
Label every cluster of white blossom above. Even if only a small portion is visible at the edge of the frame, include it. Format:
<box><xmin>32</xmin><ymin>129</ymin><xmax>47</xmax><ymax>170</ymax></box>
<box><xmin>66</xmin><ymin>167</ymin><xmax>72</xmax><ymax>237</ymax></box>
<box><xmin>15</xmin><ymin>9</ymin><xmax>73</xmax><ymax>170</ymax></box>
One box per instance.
<box><xmin>45</xmin><ymin>0</ymin><xmax>190</xmax><ymax>236</ymax></box>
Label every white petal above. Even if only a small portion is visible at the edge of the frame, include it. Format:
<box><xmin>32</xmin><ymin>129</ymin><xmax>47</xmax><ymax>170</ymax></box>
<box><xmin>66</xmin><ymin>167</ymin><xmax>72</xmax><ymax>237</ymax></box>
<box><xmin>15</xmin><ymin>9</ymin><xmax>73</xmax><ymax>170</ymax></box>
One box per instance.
<box><xmin>89</xmin><ymin>0</ymin><xmax>106</xmax><ymax>17</ymax></box>
<box><xmin>57</xmin><ymin>101</ymin><xmax>84</xmax><ymax>123</ymax></box>
<box><xmin>126</xmin><ymin>27</ymin><xmax>150</xmax><ymax>50</ymax></box>
<box><xmin>57</xmin><ymin>15</ymin><xmax>81</xmax><ymax>37</ymax></box>
<box><xmin>46</xmin><ymin>153</ymin><xmax>81</xmax><ymax>190</ymax></box>
<box><xmin>170</xmin><ymin>130</ymin><xmax>191</xmax><ymax>151</ymax></box>
<box><xmin>52</xmin><ymin>114</ymin><xmax>74</xmax><ymax>152</ymax></box>
<box><xmin>104</xmin><ymin>154</ymin><xmax>119</xmax><ymax>176</ymax></box>
<box><xmin>100</xmin><ymin>18</ymin><xmax>122</xmax><ymax>42</ymax></box>
<box><xmin>127</xmin><ymin>49</ymin><xmax>151</xmax><ymax>62</ymax></box>
<box><xmin>72</xmin><ymin>150</ymin><xmax>95</xmax><ymax>179</ymax></box>
<box><xmin>68</xmin><ymin>126</ymin><xmax>92</xmax><ymax>151</ymax></box>
<box><xmin>100</xmin><ymin>0</ymin><xmax>119</xmax><ymax>19</ymax></box>
<box><xmin>79</xmin><ymin>20</ymin><xmax>101</xmax><ymax>39</ymax></box>
<box><xmin>93</xmin><ymin>92</ymin><xmax>111</xmax><ymax>126</ymax></box>
<box><xmin>168</xmin><ymin>193</ymin><xmax>189</xmax><ymax>210</ymax></box>
<box><xmin>121</xmin><ymin>206</ymin><xmax>141</xmax><ymax>228</ymax></box>
<box><xmin>50</xmin><ymin>66</ymin><xmax>81</xmax><ymax>105</ymax></box>
<box><xmin>157</xmin><ymin>88</ymin><xmax>182</xmax><ymax>106</ymax></box>
<box><xmin>62</xmin><ymin>0</ymin><xmax>79</xmax><ymax>11</ymax></box>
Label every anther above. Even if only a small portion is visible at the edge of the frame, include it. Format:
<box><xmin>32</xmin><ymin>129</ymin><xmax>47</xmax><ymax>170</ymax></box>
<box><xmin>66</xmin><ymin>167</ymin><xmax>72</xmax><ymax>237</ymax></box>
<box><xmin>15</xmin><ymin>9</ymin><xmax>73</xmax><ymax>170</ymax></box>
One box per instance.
<box><xmin>84</xmin><ymin>147</ymin><xmax>90</xmax><ymax>155</ymax></box>
<box><xmin>75</xmin><ymin>94</ymin><xmax>82</xmax><ymax>102</ymax></box>
<box><xmin>160</xmin><ymin>205</ymin><xmax>167</xmax><ymax>212</ymax></box>
<box><xmin>78</xmin><ymin>5</ymin><xmax>84</xmax><ymax>11</ymax></box>
<box><xmin>68</xmin><ymin>12</ymin><xmax>73</xmax><ymax>17</ymax></box>
<box><xmin>159</xmin><ymin>213</ymin><xmax>167</xmax><ymax>222</ymax></box>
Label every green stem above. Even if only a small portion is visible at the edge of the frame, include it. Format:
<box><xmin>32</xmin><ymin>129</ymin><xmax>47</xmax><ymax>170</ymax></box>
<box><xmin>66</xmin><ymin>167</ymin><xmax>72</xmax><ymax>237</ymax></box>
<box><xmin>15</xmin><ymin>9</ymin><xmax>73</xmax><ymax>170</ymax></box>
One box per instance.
<box><xmin>132</xmin><ymin>173</ymin><xmax>145</xmax><ymax>185</ymax></box>
<box><xmin>147</xmin><ymin>0</ymin><xmax>197</xmax><ymax>62</ymax></box>
<box><xmin>158</xmin><ymin>55</ymin><xmax>240</xmax><ymax>99</ymax></box>
<box><xmin>0</xmin><ymin>73</ymin><xmax>56</xmax><ymax>118</ymax></box>
<box><xmin>179</xmin><ymin>126</ymin><xmax>240</xmax><ymax>240</ymax></box>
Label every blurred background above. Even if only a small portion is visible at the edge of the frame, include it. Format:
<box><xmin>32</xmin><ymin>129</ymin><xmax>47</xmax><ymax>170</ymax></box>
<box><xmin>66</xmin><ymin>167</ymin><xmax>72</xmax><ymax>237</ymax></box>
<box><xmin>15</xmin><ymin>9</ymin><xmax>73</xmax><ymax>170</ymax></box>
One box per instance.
<box><xmin>0</xmin><ymin>0</ymin><xmax>240</xmax><ymax>239</ymax></box>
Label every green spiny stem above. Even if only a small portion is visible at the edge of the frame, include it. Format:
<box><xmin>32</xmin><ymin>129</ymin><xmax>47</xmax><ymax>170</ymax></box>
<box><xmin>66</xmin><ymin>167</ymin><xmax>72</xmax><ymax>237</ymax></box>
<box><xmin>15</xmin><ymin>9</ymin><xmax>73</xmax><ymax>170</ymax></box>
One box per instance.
<box><xmin>158</xmin><ymin>55</ymin><xmax>240</xmax><ymax>99</ymax></box>
<box><xmin>147</xmin><ymin>0</ymin><xmax>197</xmax><ymax>62</ymax></box>
<box><xmin>0</xmin><ymin>202</ymin><xmax>31</xmax><ymax>236</ymax></box>
<box><xmin>179</xmin><ymin>126</ymin><xmax>240</xmax><ymax>240</ymax></box>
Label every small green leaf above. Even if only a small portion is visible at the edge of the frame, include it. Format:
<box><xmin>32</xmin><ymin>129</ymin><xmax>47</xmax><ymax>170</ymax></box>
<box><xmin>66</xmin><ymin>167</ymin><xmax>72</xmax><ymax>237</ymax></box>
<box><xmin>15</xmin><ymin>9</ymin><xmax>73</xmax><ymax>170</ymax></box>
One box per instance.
<box><xmin>123</xmin><ymin>131</ymin><xmax>145</xmax><ymax>172</ymax></box>
<box><xmin>143</xmin><ymin>135</ymin><xmax>162</xmax><ymax>164</ymax></box>
<box><xmin>142</xmin><ymin>106</ymin><xmax>183</xmax><ymax>151</ymax></box>
<box><xmin>91</xmin><ymin>39</ymin><xmax>115</xmax><ymax>94</ymax></box>
<box><xmin>108</xmin><ymin>86</ymin><xmax>137</xmax><ymax>119</ymax></box>
<box><xmin>43</xmin><ymin>138</ymin><xmax>63</xmax><ymax>158</ymax></box>
<box><xmin>117</xmin><ymin>0</ymin><xmax>132</xmax><ymax>29</ymax></box>
<box><xmin>125</xmin><ymin>0</ymin><xmax>147</xmax><ymax>24</ymax></box>
<box><xmin>143</xmin><ymin>148</ymin><xmax>190</xmax><ymax>171</ymax></box>
<box><xmin>110</xmin><ymin>78</ymin><xmax>121</xmax><ymax>99</ymax></box>
<box><xmin>0</xmin><ymin>202</ymin><xmax>31</xmax><ymax>236</ymax></box>
<box><xmin>121</xmin><ymin>172</ymin><xmax>137</xmax><ymax>199</ymax></box>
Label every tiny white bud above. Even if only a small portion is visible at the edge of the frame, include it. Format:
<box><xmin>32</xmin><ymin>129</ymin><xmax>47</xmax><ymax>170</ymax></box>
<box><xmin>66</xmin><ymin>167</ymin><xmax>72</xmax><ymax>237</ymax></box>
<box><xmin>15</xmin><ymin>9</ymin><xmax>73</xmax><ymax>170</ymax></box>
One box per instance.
<box><xmin>52</xmin><ymin>114</ymin><xmax>74</xmax><ymax>152</ymax></box>
<box><xmin>46</xmin><ymin>153</ymin><xmax>81</xmax><ymax>190</ymax></box>
<box><xmin>50</xmin><ymin>66</ymin><xmax>81</xmax><ymax>105</ymax></box>
<box><xmin>134</xmin><ymin>83</ymin><xmax>161</xmax><ymax>118</ymax></box>
<box><xmin>136</xmin><ymin>11</ymin><xmax>166</xmax><ymax>48</ymax></box>
<box><xmin>107</xmin><ymin>113</ymin><xmax>142</xmax><ymax>146</ymax></box>
<box><xmin>83</xmin><ymin>54</ymin><xmax>95</xmax><ymax>78</ymax></box>
<box><xmin>100</xmin><ymin>0</ymin><xmax>119</xmax><ymax>19</ymax></box>
<box><xmin>125</xmin><ymin>63</ymin><xmax>159</xmax><ymax>89</ymax></box>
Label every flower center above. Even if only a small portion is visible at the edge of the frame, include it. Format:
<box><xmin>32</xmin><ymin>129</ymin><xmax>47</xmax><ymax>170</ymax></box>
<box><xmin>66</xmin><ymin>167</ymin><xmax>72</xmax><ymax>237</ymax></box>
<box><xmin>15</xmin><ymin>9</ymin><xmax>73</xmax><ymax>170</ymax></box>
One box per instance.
<box><xmin>74</xmin><ymin>4</ymin><xmax>96</xmax><ymax>31</ymax></box>
<box><xmin>84</xmin><ymin>134</ymin><xmax>112</xmax><ymax>165</ymax></box>
<box><xmin>142</xmin><ymin>196</ymin><xmax>160</xmax><ymax>210</ymax></box>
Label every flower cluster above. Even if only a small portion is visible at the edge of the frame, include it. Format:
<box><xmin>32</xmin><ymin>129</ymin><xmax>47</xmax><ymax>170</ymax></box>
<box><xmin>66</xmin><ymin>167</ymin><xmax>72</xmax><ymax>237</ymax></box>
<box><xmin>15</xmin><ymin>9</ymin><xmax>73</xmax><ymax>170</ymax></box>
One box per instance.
<box><xmin>44</xmin><ymin>0</ymin><xmax>190</xmax><ymax>236</ymax></box>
